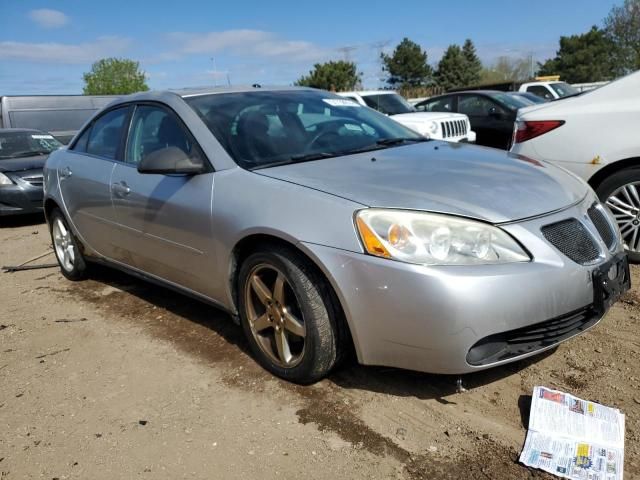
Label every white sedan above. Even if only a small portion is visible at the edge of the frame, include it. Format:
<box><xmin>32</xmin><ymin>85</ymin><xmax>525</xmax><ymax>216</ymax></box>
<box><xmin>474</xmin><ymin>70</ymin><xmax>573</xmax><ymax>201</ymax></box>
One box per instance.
<box><xmin>511</xmin><ymin>70</ymin><xmax>640</xmax><ymax>260</ymax></box>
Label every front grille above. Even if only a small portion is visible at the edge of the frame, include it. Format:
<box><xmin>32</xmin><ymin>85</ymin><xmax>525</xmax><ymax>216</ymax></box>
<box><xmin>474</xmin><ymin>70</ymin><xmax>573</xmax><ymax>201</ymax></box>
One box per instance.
<box><xmin>541</xmin><ymin>218</ymin><xmax>600</xmax><ymax>264</ymax></box>
<box><xmin>467</xmin><ymin>306</ymin><xmax>597</xmax><ymax>366</ymax></box>
<box><xmin>588</xmin><ymin>204</ymin><xmax>616</xmax><ymax>250</ymax></box>
<box><xmin>441</xmin><ymin>120</ymin><xmax>467</xmax><ymax>138</ymax></box>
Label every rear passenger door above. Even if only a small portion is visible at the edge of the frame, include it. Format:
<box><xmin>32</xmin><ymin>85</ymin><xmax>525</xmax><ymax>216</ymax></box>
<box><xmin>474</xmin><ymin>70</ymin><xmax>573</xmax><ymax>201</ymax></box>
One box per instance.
<box><xmin>57</xmin><ymin>105</ymin><xmax>131</xmax><ymax>258</ymax></box>
<box><xmin>110</xmin><ymin>103</ymin><xmax>216</xmax><ymax>296</ymax></box>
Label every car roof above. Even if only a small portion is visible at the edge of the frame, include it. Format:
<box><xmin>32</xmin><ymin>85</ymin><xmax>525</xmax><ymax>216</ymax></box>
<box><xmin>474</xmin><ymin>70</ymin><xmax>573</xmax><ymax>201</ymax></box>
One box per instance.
<box><xmin>417</xmin><ymin>90</ymin><xmax>504</xmax><ymax>104</ymax></box>
<box><xmin>339</xmin><ymin>90</ymin><xmax>397</xmax><ymax>96</ymax></box>
<box><xmin>0</xmin><ymin>128</ymin><xmax>46</xmax><ymax>134</ymax></box>
<box><xmin>97</xmin><ymin>85</ymin><xmax>322</xmax><ymax>109</ymax></box>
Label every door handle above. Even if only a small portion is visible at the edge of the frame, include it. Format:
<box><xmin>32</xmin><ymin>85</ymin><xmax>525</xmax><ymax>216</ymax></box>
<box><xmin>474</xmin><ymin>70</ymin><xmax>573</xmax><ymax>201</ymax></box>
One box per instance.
<box><xmin>111</xmin><ymin>181</ymin><xmax>131</xmax><ymax>197</ymax></box>
<box><xmin>60</xmin><ymin>166</ymin><xmax>72</xmax><ymax>180</ymax></box>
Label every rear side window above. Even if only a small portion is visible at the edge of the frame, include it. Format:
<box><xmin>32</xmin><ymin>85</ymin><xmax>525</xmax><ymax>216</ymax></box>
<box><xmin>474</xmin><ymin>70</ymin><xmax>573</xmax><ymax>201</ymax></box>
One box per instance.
<box><xmin>418</xmin><ymin>97</ymin><xmax>453</xmax><ymax>112</ymax></box>
<box><xmin>86</xmin><ymin>107</ymin><xmax>129</xmax><ymax>159</ymax></box>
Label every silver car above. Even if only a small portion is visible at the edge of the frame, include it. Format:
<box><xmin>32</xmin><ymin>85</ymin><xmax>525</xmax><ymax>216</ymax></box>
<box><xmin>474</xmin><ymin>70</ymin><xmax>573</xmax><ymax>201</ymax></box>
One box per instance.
<box><xmin>43</xmin><ymin>86</ymin><xmax>630</xmax><ymax>383</ymax></box>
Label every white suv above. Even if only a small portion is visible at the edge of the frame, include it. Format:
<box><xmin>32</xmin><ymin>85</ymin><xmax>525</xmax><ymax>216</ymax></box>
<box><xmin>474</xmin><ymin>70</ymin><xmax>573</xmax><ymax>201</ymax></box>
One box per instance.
<box><xmin>338</xmin><ymin>90</ymin><xmax>476</xmax><ymax>143</ymax></box>
<box><xmin>511</xmin><ymin>71</ymin><xmax>640</xmax><ymax>260</ymax></box>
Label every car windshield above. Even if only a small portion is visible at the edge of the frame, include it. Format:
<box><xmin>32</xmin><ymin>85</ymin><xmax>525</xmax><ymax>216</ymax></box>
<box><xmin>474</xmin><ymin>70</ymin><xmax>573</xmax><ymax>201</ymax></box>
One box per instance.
<box><xmin>361</xmin><ymin>93</ymin><xmax>416</xmax><ymax>115</ymax></box>
<box><xmin>0</xmin><ymin>131</ymin><xmax>63</xmax><ymax>159</ymax></box>
<box><xmin>489</xmin><ymin>92</ymin><xmax>532</xmax><ymax>110</ymax></box>
<box><xmin>186</xmin><ymin>89</ymin><xmax>424</xmax><ymax>170</ymax></box>
<box><xmin>549</xmin><ymin>82</ymin><xmax>580</xmax><ymax>98</ymax></box>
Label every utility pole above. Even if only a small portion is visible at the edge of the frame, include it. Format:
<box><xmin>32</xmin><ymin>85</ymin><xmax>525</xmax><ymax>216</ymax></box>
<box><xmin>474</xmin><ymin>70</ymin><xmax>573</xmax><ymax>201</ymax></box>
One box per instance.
<box><xmin>210</xmin><ymin>57</ymin><xmax>217</xmax><ymax>87</ymax></box>
<box><xmin>371</xmin><ymin>39</ymin><xmax>391</xmax><ymax>86</ymax></box>
<box><xmin>337</xmin><ymin>46</ymin><xmax>357</xmax><ymax>62</ymax></box>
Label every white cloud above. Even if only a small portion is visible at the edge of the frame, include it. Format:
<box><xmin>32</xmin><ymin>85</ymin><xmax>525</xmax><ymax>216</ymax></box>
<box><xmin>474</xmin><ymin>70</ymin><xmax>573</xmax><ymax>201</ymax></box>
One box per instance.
<box><xmin>165</xmin><ymin>29</ymin><xmax>328</xmax><ymax>63</ymax></box>
<box><xmin>0</xmin><ymin>36</ymin><xmax>131</xmax><ymax>64</ymax></box>
<box><xmin>28</xmin><ymin>9</ymin><xmax>69</xmax><ymax>28</ymax></box>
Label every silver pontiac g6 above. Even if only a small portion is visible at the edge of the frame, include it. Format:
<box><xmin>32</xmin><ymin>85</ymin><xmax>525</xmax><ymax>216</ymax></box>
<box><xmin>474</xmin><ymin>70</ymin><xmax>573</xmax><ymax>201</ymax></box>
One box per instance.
<box><xmin>43</xmin><ymin>87</ymin><xmax>630</xmax><ymax>383</ymax></box>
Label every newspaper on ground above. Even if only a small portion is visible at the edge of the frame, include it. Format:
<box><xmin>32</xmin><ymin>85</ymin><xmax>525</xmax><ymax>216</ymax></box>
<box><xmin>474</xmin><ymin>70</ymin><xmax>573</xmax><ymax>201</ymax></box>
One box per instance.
<box><xmin>520</xmin><ymin>386</ymin><xmax>625</xmax><ymax>480</ymax></box>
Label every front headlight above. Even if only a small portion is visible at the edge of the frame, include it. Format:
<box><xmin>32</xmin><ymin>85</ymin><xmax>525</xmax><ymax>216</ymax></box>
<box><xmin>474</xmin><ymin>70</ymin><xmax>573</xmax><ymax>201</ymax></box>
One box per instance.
<box><xmin>355</xmin><ymin>209</ymin><xmax>530</xmax><ymax>265</ymax></box>
<box><xmin>0</xmin><ymin>172</ymin><xmax>14</xmax><ymax>186</ymax></box>
<box><xmin>428</xmin><ymin>121</ymin><xmax>439</xmax><ymax>135</ymax></box>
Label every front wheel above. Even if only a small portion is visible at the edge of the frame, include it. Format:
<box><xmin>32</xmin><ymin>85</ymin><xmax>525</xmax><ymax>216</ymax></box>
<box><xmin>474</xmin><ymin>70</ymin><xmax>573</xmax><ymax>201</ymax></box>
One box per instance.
<box><xmin>596</xmin><ymin>168</ymin><xmax>640</xmax><ymax>263</ymax></box>
<box><xmin>237</xmin><ymin>247</ymin><xmax>340</xmax><ymax>384</ymax></box>
<box><xmin>49</xmin><ymin>208</ymin><xmax>87</xmax><ymax>280</ymax></box>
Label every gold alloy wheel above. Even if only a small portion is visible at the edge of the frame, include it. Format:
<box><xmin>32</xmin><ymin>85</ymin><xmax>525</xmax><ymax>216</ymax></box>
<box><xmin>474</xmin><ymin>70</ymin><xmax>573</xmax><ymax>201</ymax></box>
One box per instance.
<box><xmin>244</xmin><ymin>264</ymin><xmax>306</xmax><ymax>368</ymax></box>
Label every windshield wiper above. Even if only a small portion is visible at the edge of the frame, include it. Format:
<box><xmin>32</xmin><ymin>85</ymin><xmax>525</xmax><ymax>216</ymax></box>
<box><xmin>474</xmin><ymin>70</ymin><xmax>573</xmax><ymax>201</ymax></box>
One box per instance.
<box><xmin>250</xmin><ymin>152</ymin><xmax>338</xmax><ymax>170</ymax></box>
<box><xmin>4</xmin><ymin>151</ymin><xmax>50</xmax><ymax>159</ymax></box>
<box><xmin>376</xmin><ymin>137</ymin><xmax>429</xmax><ymax>146</ymax></box>
<box><xmin>290</xmin><ymin>152</ymin><xmax>338</xmax><ymax>162</ymax></box>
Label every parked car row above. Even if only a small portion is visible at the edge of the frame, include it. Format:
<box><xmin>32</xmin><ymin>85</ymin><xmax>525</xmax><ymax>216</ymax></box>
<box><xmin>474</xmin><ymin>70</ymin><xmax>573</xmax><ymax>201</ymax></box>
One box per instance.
<box><xmin>337</xmin><ymin>90</ymin><xmax>476</xmax><ymax>143</ymax></box>
<box><xmin>414</xmin><ymin>90</ymin><xmax>531</xmax><ymax>149</ymax></box>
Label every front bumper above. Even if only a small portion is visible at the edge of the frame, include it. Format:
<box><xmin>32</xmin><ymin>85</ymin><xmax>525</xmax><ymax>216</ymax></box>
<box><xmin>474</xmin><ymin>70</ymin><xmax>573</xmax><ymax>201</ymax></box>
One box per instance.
<box><xmin>0</xmin><ymin>171</ymin><xmax>44</xmax><ymax>216</ymax></box>
<box><xmin>301</xmin><ymin>199</ymin><xmax>627</xmax><ymax>374</ymax></box>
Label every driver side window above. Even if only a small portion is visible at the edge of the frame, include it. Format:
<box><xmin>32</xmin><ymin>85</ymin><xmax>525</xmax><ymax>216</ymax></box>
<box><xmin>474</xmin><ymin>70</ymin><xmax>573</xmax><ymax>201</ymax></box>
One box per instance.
<box><xmin>125</xmin><ymin>105</ymin><xmax>198</xmax><ymax>165</ymax></box>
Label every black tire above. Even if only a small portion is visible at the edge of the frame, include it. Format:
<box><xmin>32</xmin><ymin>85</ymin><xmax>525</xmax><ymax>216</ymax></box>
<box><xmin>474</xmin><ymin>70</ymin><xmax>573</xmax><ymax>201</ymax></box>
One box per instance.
<box><xmin>237</xmin><ymin>246</ymin><xmax>341</xmax><ymax>384</ymax></box>
<box><xmin>49</xmin><ymin>208</ymin><xmax>88</xmax><ymax>280</ymax></box>
<box><xmin>595</xmin><ymin>167</ymin><xmax>640</xmax><ymax>263</ymax></box>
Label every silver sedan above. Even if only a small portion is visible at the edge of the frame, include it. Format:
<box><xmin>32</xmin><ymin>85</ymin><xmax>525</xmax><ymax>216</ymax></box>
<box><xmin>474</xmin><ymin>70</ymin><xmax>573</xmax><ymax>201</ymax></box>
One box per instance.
<box><xmin>43</xmin><ymin>86</ymin><xmax>630</xmax><ymax>383</ymax></box>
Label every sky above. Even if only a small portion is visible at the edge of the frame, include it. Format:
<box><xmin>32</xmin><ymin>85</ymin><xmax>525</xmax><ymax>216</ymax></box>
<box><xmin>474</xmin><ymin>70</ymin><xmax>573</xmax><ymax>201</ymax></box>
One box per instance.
<box><xmin>0</xmin><ymin>0</ymin><xmax>621</xmax><ymax>94</ymax></box>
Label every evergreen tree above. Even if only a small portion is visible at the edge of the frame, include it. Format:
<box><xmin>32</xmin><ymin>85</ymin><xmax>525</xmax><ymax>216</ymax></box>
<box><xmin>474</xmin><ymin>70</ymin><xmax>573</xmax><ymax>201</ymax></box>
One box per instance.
<box><xmin>295</xmin><ymin>61</ymin><xmax>361</xmax><ymax>91</ymax></box>
<box><xmin>435</xmin><ymin>45</ymin><xmax>468</xmax><ymax>90</ymax></box>
<box><xmin>537</xmin><ymin>27</ymin><xmax>617</xmax><ymax>83</ymax></box>
<box><xmin>461</xmin><ymin>39</ymin><xmax>482</xmax><ymax>86</ymax></box>
<box><xmin>381</xmin><ymin>38</ymin><xmax>432</xmax><ymax>87</ymax></box>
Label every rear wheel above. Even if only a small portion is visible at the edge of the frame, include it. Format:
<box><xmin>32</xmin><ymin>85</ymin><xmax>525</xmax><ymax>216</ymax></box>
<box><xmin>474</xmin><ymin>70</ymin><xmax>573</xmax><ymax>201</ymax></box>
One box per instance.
<box><xmin>49</xmin><ymin>209</ymin><xmax>87</xmax><ymax>280</ymax></box>
<box><xmin>596</xmin><ymin>168</ymin><xmax>640</xmax><ymax>263</ymax></box>
<box><xmin>237</xmin><ymin>246</ymin><xmax>340</xmax><ymax>384</ymax></box>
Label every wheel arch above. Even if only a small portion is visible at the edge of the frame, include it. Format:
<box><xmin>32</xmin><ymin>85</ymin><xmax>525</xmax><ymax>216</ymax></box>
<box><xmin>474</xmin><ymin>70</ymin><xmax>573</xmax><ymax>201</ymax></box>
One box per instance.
<box><xmin>228</xmin><ymin>233</ymin><xmax>358</xmax><ymax>361</ymax></box>
<box><xmin>43</xmin><ymin>197</ymin><xmax>60</xmax><ymax>223</ymax></box>
<box><xmin>588</xmin><ymin>157</ymin><xmax>640</xmax><ymax>192</ymax></box>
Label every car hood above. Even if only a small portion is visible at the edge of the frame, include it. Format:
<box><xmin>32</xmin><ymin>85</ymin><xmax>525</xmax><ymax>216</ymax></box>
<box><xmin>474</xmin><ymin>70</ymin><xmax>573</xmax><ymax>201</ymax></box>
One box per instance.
<box><xmin>391</xmin><ymin>112</ymin><xmax>467</xmax><ymax>123</ymax></box>
<box><xmin>257</xmin><ymin>142</ymin><xmax>588</xmax><ymax>223</ymax></box>
<box><xmin>0</xmin><ymin>155</ymin><xmax>47</xmax><ymax>173</ymax></box>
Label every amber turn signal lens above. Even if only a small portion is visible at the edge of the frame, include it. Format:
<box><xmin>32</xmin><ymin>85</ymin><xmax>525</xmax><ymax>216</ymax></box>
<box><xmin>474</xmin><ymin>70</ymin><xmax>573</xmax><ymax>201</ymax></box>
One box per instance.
<box><xmin>356</xmin><ymin>217</ymin><xmax>391</xmax><ymax>258</ymax></box>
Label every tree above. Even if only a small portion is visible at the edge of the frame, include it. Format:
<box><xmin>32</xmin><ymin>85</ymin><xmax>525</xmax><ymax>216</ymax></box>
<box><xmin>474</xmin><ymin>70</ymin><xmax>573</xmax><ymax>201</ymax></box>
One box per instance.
<box><xmin>83</xmin><ymin>58</ymin><xmax>149</xmax><ymax>95</ymax></box>
<box><xmin>604</xmin><ymin>0</ymin><xmax>640</xmax><ymax>75</ymax></box>
<box><xmin>295</xmin><ymin>61</ymin><xmax>360</xmax><ymax>91</ymax></box>
<box><xmin>381</xmin><ymin>38</ymin><xmax>432</xmax><ymax>87</ymax></box>
<box><xmin>435</xmin><ymin>45</ymin><xmax>468</xmax><ymax>90</ymax></box>
<box><xmin>461</xmin><ymin>39</ymin><xmax>482</xmax><ymax>86</ymax></box>
<box><xmin>537</xmin><ymin>27</ymin><xmax>617</xmax><ymax>83</ymax></box>
<box><xmin>480</xmin><ymin>56</ymin><xmax>532</xmax><ymax>83</ymax></box>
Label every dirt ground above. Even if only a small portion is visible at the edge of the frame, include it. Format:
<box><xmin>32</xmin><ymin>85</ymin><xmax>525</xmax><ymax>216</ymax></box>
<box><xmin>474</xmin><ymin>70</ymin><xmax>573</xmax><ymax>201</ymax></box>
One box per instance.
<box><xmin>1</xmin><ymin>214</ymin><xmax>639</xmax><ymax>480</ymax></box>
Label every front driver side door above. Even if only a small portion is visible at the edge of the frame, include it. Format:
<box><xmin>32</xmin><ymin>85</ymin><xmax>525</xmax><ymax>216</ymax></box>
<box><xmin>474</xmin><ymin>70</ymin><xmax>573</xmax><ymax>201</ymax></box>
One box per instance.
<box><xmin>110</xmin><ymin>103</ymin><xmax>216</xmax><ymax>297</ymax></box>
<box><xmin>456</xmin><ymin>95</ymin><xmax>512</xmax><ymax>149</ymax></box>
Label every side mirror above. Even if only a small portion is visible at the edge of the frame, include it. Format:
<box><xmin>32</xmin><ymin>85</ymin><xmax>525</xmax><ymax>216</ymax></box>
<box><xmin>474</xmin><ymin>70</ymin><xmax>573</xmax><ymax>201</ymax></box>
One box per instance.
<box><xmin>137</xmin><ymin>147</ymin><xmax>205</xmax><ymax>175</ymax></box>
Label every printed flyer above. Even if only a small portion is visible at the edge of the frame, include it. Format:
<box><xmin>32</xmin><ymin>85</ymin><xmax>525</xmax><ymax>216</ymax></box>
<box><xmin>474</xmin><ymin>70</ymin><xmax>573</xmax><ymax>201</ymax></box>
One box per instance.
<box><xmin>520</xmin><ymin>386</ymin><xmax>625</xmax><ymax>479</ymax></box>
